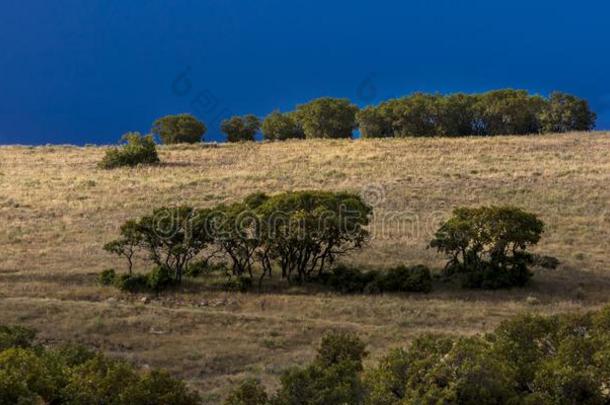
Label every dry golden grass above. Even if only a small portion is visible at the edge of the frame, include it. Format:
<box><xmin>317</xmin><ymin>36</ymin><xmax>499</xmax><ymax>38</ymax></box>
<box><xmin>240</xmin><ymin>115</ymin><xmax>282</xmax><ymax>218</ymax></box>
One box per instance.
<box><xmin>1</xmin><ymin>132</ymin><xmax>609</xmax><ymax>402</ymax></box>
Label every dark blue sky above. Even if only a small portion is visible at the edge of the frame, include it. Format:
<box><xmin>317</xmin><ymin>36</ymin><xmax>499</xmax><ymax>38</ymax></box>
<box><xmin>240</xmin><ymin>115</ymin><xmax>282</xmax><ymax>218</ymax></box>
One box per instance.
<box><xmin>1</xmin><ymin>0</ymin><xmax>609</xmax><ymax>144</ymax></box>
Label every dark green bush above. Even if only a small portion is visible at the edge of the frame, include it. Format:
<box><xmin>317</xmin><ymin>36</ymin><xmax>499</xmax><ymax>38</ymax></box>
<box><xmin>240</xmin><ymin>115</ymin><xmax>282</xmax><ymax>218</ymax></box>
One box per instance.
<box><xmin>324</xmin><ymin>265</ymin><xmax>377</xmax><ymax>294</ymax></box>
<box><xmin>98</xmin><ymin>268</ymin><xmax>116</xmax><ymax>286</ymax></box>
<box><xmin>381</xmin><ymin>265</ymin><xmax>432</xmax><ymax>293</ymax></box>
<box><xmin>223</xmin><ymin>276</ymin><xmax>253</xmax><ymax>293</ymax></box>
<box><xmin>221</xmin><ymin>115</ymin><xmax>261</xmax><ymax>142</ymax></box>
<box><xmin>99</xmin><ymin>132</ymin><xmax>160</xmax><ymax>169</ymax></box>
<box><xmin>224</xmin><ymin>379</ymin><xmax>268</xmax><ymax>405</ymax></box>
<box><xmin>152</xmin><ymin>113</ymin><xmax>206</xmax><ymax>144</ymax></box>
<box><xmin>430</xmin><ymin>206</ymin><xmax>544</xmax><ymax>289</ymax></box>
<box><xmin>147</xmin><ymin>265</ymin><xmax>175</xmax><ymax>292</ymax></box>
<box><xmin>114</xmin><ymin>273</ymin><xmax>149</xmax><ymax>293</ymax></box>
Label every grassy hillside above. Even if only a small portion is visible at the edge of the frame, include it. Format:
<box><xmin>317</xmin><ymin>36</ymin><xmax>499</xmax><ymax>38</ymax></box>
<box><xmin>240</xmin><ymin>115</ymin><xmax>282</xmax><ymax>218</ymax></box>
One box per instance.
<box><xmin>1</xmin><ymin>132</ymin><xmax>609</xmax><ymax>402</ymax></box>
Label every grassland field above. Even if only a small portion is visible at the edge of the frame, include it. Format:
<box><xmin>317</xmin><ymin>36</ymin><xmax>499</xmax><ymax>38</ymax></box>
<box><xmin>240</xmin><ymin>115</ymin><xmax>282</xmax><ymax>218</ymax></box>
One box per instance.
<box><xmin>0</xmin><ymin>132</ymin><xmax>609</xmax><ymax>402</ymax></box>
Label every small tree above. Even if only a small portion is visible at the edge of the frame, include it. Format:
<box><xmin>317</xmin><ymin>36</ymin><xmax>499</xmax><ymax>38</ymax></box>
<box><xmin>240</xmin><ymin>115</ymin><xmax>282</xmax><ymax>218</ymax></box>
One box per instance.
<box><xmin>261</xmin><ymin>110</ymin><xmax>304</xmax><ymax>141</ymax></box>
<box><xmin>99</xmin><ymin>132</ymin><xmax>160</xmax><ymax>169</ymax></box>
<box><xmin>105</xmin><ymin>207</ymin><xmax>214</xmax><ymax>283</ymax></box>
<box><xmin>429</xmin><ymin>206</ymin><xmax>544</xmax><ymax>288</ymax></box>
<box><xmin>221</xmin><ymin>115</ymin><xmax>261</xmax><ymax>142</ymax></box>
<box><xmin>294</xmin><ymin>97</ymin><xmax>359</xmax><ymax>139</ymax></box>
<box><xmin>257</xmin><ymin>191</ymin><xmax>372</xmax><ymax>283</ymax></box>
<box><xmin>538</xmin><ymin>92</ymin><xmax>596</xmax><ymax>133</ymax></box>
<box><xmin>152</xmin><ymin>114</ymin><xmax>206</xmax><ymax>144</ymax></box>
<box><xmin>103</xmin><ymin>220</ymin><xmax>141</xmax><ymax>274</ymax></box>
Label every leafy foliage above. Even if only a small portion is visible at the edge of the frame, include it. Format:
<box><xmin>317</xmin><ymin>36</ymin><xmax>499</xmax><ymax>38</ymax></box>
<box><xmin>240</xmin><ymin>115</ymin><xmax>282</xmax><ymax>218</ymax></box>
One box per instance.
<box><xmin>356</xmin><ymin>90</ymin><xmax>596</xmax><ymax>137</ymax></box>
<box><xmin>152</xmin><ymin>113</ymin><xmax>206</xmax><ymax>144</ymax></box>
<box><xmin>0</xmin><ymin>325</ymin><xmax>201</xmax><ymax>404</ymax></box>
<box><xmin>430</xmin><ymin>206</ymin><xmax>545</xmax><ymax>288</ymax></box>
<box><xmin>256</xmin><ymin>191</ymin><xmax>372</xmax><ymax>283</ymax></box>
<box><xmin>221</xmin><ymin>115</ymin><xmax>261</xmax><ymax>142</ymax></box>
<box><xmin>99</xmin><ymin>132</ymin><xmax>160</xmax><ymax>169</ymax></box>
<box><xmin>539</xmin><ymin>91</ymin><xmax>597</xmax><ymax>133</ymax></box>
<box><xmin>261</xmin><ymin>110</ymin><xmax>304</xmax><ymax>141</ymax></box>
<box><xmin>294</xmin><ymin>97</ymin><xmax>359</xmax><ymax>139</ymax></box>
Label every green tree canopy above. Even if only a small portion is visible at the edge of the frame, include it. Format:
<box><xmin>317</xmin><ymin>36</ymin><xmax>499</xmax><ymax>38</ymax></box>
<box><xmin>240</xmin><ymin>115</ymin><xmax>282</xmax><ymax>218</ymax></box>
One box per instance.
<box><xmin>152</xmin><ymin>113</ymin><xmax>206</xmax><ymax>144</ymax></box>
<box><xmin>294</xmin><ymin>97</ymin><xmax>359</xmax><ymax>139</ymax></box>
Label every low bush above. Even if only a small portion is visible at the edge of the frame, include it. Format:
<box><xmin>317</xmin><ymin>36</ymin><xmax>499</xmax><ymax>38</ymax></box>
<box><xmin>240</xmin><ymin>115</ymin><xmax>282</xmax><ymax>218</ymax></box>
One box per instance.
<box><xmin>147</xmin><ymin>265</ymin><xmax>175</xmax><ymax>292</ymax></box>
<box><xmin>99</xmin><ymin>132</ymin><xmax>160</xmax><ymax>169</ymax></box>
<box><xmin>98</xmin><ymin>268</ymin><xmax>116</xmax><ymax>286</ymax></box>
<box><xmin>223</xmin><ymin>276</ymin><xmax>253</xmax><ymax>293</ymax></box>
<box><xmin>224</xmin><ymin>379</ymin><xmax>268</xmax><ymax>405</ymax></box>
<box><xmin>0</xmin><ymin>325</ymin><xmax>201</xmax><ymax>404</ymax></box>
<box><xmin>381</xmin><ymin>265</ymin><xmax>432</xmax><ymax>293</ymax></box>
<box><xmin>323</xmin><ymin>264</ymin><xmax>432</xmax><ymax>294</ymax></box>
<box><xmin>324</xmin><ymin>265</ymin><xmax>378</xmax><ymax>294</ymax></box>
<box><xmin>114</xmin><ymin>273</ymin><xmax>150</xmax><ymax>293</ymax></box>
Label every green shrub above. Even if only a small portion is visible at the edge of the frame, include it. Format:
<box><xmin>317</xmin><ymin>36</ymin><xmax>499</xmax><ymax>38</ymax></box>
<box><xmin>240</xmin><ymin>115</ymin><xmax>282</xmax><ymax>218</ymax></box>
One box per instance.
<box><xmin>294</xmin><ymin>97</ymin><xmax>359</xmax><ymax>139</ymax></box>
<box><xmin>381</xmin><ymin>265</ymin><xmax>432</xmax><ymax>293</ymax></box>
<box><xmin>261</xmin><ymin>110</ymin><xmax>304</xmax><ymax>141</ymax></box>
<box><xmin>272</xmin><ymin>331</ymin><xmax>366</xmax><ymax>405</ymax></box>
<box><xmin>221</xmin><ymin>115</ymin><xmax>261</xmax><ymax>142</ymax></box>
<box><xmin>152</xmin><ymin>113</ymin><xmax>206</xmax><ymax>144</ymax></box>
<box><xmin>324</xmin><ymin>265</ymin><xmax>377</xmax><ymax>294</ymax></box>
<box><xmin>0</xmin><ymin>325</ymin><xmax>201</xmax><ymax>404</ymax></box>
<box><xmin>114</xmin><ymin>273</ymin><xmax>149</xmax><ymax>293</ymax></box>
<box><xmin>0</xmin><ymin>325</ymin><xmax>36</xmax><ymax>351</ymax></box>
<box><xmin>98</xmin><ymin>268</ymin><xmax>116</xmax><ymax>286</ymax></box>
<box><xmin>147</xmin><ymin>266</ymin><xmax>175</xmax><ymax>292</ymax></box>
<box><xmin>0</xmin><ymin>348</ymin><xmax>65</xmax><ymax>404</ymax></box>
<box><xmin>99</xmin><ymin>132</ymin><xmax>160</xmax><ymax>169</ymax></box>
<box><xmin>430</xmin><ymin>206</ymin><xmax>544</xmax><ymax>289</ymax></box>
<box><xmin>224</xmin><ymin>378</ymin><xmax>268</xmax><ymax>405</ymax></box>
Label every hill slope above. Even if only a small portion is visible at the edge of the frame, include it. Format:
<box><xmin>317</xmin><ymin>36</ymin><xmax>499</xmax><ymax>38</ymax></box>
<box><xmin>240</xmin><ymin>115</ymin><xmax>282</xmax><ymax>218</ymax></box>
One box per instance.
<box><xmin>1</xmin><ymin>132</ymin><xmax>609</xmax><ymax>401</ymax></box>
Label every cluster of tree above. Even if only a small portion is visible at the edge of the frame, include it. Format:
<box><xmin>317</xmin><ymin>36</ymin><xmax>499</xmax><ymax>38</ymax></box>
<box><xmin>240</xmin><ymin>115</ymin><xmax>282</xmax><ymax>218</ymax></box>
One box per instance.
<box><xmin>103</xmin><ymin>191</ymin><xmax>372</xmax><ymax>291</ymax></box>
<box><xmin>145</xmin><ymin>90</ymin><xmax>595</xmax><ymax>144</ymax></box>
<box><xmin>226</xmin><ymin>305</ymin><xmax>610</xmax><ymax>404</ymax></box>
<box><xmin>103</xmin><ymin>199</ymin><xmax>550</xmax><ymax>293</ymax></box>
<box><xmin>430</xmin><ymin>205</ymin><xmax>547</xmax><ymax>289</ymax></box>
<box><xmin>0</xmin><ymin>325</ymin><xmax>201</xmax><ymax>404</ymax></box>
<box><xmin>99</xmin><ymin>132</ymin><xmax>160</xmax><ymax>169</ymax></box>
<box><xmin>358</xmin><ymin>90</ymin><xmax>596</xmax><ymax>137</ymax></box>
